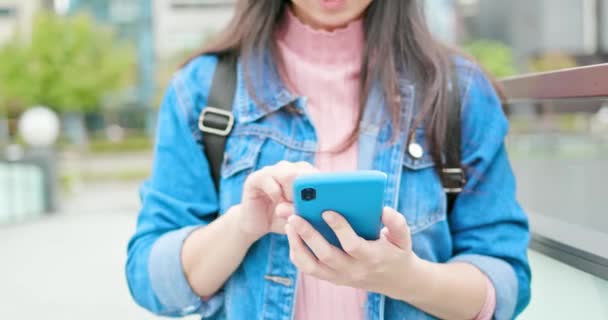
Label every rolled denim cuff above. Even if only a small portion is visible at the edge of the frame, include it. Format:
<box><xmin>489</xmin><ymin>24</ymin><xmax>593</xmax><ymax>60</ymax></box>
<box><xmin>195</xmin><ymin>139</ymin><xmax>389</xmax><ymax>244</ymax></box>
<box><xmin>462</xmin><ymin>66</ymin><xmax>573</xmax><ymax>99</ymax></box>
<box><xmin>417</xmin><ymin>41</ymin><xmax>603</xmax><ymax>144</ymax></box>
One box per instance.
<box><xmin>450</xmin><ymin>254</ymin><xmax>518</xmax><ymax>320</ymax></box>
<box><xmin>148</xmin><ymin>226</ymin><xmax>224</xmax><ymax>318</ymax></box>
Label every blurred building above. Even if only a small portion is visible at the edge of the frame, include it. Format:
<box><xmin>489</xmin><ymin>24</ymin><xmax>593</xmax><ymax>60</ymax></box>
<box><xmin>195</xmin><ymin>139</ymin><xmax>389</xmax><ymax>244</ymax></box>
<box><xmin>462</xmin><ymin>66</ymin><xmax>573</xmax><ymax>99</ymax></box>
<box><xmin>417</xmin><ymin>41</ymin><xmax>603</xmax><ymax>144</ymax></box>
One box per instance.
<box><xmin>59</xmin><ymin>0</ymin><xmax>235</xmax><ymax>108</ymax></box>
<box><xmin>0</xmin><ymin>0</ymin><xmax>52</xmax><ymax>45</ymax></box>
<box><xmin>460</xmin><ymin>0</ymin><xmax>607</xmax><ymax>65</ymax></box>
<box><xmin>426</xmin><ymin>0</ymin><xmax>458</xmax><ymax>44</ymax></box>
<box><xmin>154</xmin><ymin>0</ymin><xmax>235</xmax><ymax>61</ymax></box>
<box><xmin>62</xmin><ymin>0</ymin><xmax>155</xmax><ymax>111</ymax></box>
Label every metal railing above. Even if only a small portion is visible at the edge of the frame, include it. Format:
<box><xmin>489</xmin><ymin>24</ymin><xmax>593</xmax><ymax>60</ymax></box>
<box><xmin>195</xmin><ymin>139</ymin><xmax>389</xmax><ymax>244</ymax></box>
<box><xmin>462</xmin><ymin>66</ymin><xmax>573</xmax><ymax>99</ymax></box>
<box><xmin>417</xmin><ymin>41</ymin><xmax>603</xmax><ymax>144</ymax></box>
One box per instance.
<box><xmin>0</xmin><ymin>149</ymin><xmax>58</xmax><ymax>224</ymax></box>
<box><xmin>500</xmin><ymin>64</ymin><xmax>608</xmax><ymax>281</ymax></box>
<box><xmin>502</xmin><ymin>63</ymin><xmax>608</xmax><ymax>101</ymax></box>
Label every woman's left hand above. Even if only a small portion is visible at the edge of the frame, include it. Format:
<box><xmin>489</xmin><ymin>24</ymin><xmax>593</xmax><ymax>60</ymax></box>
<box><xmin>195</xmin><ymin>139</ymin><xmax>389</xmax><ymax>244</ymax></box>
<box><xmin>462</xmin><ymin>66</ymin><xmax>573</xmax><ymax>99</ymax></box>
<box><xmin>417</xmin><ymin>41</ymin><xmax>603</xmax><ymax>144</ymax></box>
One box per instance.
<box><xmin>283</xmin><ymin>207</ymin><xmax>421</xmax><ymax>296</ymax></box>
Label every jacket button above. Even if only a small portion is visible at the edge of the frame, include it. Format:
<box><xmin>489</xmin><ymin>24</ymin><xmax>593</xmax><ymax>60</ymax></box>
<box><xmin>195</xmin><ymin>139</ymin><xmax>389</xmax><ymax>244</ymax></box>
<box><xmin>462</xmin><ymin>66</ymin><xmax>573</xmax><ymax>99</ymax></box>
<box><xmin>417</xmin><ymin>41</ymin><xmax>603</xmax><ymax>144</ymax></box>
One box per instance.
<box><xmin>408</xmin><ymin>143</ymin><xmax>424</xmax><ymax>159</ymax></box>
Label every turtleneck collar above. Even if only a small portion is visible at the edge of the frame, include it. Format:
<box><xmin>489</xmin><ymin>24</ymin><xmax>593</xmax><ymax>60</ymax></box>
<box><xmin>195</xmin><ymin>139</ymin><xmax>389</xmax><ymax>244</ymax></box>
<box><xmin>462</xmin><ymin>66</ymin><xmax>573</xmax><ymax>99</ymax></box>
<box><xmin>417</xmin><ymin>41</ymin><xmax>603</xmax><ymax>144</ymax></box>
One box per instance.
<box><xmin>276</xmin><ymin>8</ymin><xmax>365</xmax><ymax>66</ymax></box>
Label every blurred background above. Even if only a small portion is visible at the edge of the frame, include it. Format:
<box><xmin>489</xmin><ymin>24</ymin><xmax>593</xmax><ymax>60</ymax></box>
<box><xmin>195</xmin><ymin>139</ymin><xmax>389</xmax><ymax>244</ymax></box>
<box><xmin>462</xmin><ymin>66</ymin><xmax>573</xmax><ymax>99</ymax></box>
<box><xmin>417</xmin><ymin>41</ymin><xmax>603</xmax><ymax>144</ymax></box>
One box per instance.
<box><xmin>0</xmin><ymin>0</ymin><xmax>607</xmax><ymax>319</ymax></box>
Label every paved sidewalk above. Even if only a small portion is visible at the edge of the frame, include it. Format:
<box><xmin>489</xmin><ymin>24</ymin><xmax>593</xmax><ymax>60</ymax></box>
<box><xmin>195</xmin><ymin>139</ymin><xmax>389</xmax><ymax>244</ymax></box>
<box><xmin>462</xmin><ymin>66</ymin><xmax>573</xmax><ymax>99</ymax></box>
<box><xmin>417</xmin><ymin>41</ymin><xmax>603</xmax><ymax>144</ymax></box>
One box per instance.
<box><xmin>0</xmin><ymin>182</ymin><xmax>197</xmax><ymax>320</ymax></box>
<box><xmin>3</xmin><ymin>182</ymin><xmax>607</xmax><ymax>319</ymax></box>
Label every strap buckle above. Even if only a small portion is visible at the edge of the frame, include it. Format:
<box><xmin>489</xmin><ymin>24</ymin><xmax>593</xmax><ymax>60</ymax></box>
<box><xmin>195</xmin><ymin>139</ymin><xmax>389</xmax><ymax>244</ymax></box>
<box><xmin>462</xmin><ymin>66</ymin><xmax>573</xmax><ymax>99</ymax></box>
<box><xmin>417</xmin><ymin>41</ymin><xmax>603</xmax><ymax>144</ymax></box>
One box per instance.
<box><xmin>442</xmin><ymin>168</ymin><xmax>466</xmax><ymax>193</ymax></box>
<box><xmin>198</xmin><ymin>107</ymin><xmax>234</xmax><ymax>137</ymax></box>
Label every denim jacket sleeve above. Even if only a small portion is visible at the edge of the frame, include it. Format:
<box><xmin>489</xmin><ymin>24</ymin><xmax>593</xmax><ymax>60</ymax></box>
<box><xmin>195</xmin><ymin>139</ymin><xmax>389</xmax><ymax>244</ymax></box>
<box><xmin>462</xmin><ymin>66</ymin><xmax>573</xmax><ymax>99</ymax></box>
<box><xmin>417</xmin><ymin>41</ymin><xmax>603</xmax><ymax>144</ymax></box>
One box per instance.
<box><xmin>125</xmin><ymin>57</ymin><xmax>224</xmax><ymax>318</ymax></box>
<box><xmin>447</xmin><ymin>61</ymin><xmax>532</xmax><ymax>320</ymax></box>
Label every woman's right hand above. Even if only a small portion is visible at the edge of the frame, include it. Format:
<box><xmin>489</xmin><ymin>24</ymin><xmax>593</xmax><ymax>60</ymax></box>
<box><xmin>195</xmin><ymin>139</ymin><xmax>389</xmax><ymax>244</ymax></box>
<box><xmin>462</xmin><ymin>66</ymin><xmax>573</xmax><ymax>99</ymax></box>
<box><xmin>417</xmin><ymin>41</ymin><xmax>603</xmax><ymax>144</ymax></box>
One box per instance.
<box><xmin>236</xmin><ymin>161</ymin><xmax>318</xmax><ymax>242</ymax></box>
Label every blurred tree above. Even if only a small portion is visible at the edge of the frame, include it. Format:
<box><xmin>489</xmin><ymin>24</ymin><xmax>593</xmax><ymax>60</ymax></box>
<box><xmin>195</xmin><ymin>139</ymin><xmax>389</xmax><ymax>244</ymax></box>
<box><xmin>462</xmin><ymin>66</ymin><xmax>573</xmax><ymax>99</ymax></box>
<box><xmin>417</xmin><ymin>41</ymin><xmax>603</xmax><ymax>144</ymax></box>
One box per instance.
<box><xmin>529</xmin><ymin>52</ymin><xmax>577</xmax><ymax>73</ymax></box>
<box><xmin>0</xmin><ymin>43</ymin><xmax>35</xmax><ymax>138</ymax></box>
<box><xmin>155</xmin><ymin>48</ymin><xmax>197</xmax><ymax>108</ymax></box>
<box><xmin>0</xmin><ymin>43</ymin><xmax>35</xmax><ymax>116</ymax></box>
<box><xmin>0</xmin><ymin>12</ymin><xmax>135</xmax><ymax>114</ymax></box>
<box><xmin>155</xmin><ymin>30</ymin><xmax>215</xmax><ymax>108</ymax></box>
<box><xmin>464</xmin><ymin>40</ymin><xmax>517</xmax><ymax>78</ymax></box>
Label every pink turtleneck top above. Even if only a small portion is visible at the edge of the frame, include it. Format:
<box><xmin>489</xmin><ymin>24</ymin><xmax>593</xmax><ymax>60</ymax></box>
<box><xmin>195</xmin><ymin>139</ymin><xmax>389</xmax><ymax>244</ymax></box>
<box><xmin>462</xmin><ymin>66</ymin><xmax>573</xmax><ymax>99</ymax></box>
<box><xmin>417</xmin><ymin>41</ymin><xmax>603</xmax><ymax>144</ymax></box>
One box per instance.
<box><xmin>275</xmin><ymin>9</ymin><xmax>496</xmax><ymax>320</ymax></box>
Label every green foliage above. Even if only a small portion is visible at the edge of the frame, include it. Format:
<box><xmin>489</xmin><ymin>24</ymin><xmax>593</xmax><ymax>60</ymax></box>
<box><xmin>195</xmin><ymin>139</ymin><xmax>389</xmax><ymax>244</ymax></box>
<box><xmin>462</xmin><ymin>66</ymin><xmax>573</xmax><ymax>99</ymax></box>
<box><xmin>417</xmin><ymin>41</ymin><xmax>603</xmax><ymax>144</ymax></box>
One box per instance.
<box><xmin>0</xmin><ymin>12</ymin><xmax>135</xmax><ymax>114</ymax></box>
<box><xmin>80</xmin><ymin>169</ymin><xmax>150</xmax><ymax>182</ymax></box>
<box><xmin>86</xmin><ymin>135</ymin><xmax>152</xmax><ymax>154</ymax></box>
<box><xmin>464</xmin><ymin>40</ymin><xmax>517</xmax><ymax>78</ymax></box>
<box><xmin>0</xmin><ymin>44</ymin><xmax>34</xmax><ymax>115</ymax></box>
<box><xmin>529</xmin><ymin>52</ymin><xmax>577</xmax><ymax>73</ymax></box>
<box><xmin>155</xmin><ymin>30</ymin><xmax>216</xmax><ymax>108</ymax></box>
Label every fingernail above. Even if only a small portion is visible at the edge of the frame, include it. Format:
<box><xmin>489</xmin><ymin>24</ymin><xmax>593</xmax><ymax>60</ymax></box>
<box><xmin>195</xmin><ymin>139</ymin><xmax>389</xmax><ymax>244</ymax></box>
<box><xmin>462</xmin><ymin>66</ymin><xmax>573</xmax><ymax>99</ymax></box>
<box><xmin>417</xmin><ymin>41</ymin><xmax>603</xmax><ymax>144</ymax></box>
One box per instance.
<box><xmin>322</xmin><ymin>211</ymin><xmax>335</xmax><ymax>224</ymax></box>
<box><xmin>288</xmin><ymin>215</ymin><xmax>301</xmax><ymax>229</ymax></box>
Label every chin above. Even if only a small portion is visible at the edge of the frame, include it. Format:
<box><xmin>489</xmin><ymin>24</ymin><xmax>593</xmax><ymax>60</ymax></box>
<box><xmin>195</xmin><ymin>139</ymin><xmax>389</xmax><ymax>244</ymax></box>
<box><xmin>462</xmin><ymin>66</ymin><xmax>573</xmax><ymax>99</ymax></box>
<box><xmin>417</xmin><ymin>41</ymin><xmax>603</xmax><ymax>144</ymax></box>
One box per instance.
<box><xmin>292</xmin><ymin>0</ymin><xmax>371</xmax><ymax>30</ymax></box>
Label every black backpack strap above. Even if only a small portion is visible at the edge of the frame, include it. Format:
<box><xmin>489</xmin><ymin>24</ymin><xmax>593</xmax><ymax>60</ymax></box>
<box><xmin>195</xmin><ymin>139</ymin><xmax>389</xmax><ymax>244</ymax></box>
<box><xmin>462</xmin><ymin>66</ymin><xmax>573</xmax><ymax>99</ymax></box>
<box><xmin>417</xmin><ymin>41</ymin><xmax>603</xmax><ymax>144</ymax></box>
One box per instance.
<box><xmin>198</xmin><ymin>53</ymin><xmax>238</xmax><ymax>191</ymax></box>
<box><xmin>443</xmin><ymin>69</ymin><xmax>466</xmax><ymax>214</ymax></box>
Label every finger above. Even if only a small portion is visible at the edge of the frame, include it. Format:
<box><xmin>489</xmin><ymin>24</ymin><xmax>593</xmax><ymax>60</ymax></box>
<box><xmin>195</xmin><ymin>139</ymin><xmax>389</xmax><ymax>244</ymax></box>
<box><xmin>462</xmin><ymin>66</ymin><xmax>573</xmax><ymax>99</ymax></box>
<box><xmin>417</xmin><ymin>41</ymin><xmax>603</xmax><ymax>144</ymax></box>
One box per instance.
<box><xmin>258</xmin><ymin>175</ymin><xmax>284</xmax><ymax>203</ymax></box>
<box><xmin>270</xmin><ymin>217</ymin><xmax>287</xmax><ymax>234</ymax></box>
<box><xmin>272</xmin><ymin>202</ymin><xmax>295</xmax><ymax>234</ymax></box>
<box><xmin>285</xmin><ymin>224</ymin><xmax>335</xmax><ymax>279</ymax></box>
<box><xmin>267</xmin><ymin>165</ymin><xmax>298</xmax><ymax>202</ymax></box>
<box><xmin>381</xmin><ymin>207</ymin><xmax>411</xmax><ymax>250</ymax></box>
<box><xmin>287</xmin><ymin>215</ymin><xmax>352</xmax><ymax>270</ymax></box>
<box><xmin>275</xmin><ymin>202</ymin><xmax>296</xmax><ymax>219</ymax></box>
<box><xmin>273</xmin><ymin>162</ymin><xmax>318</xmax><ymax>201</ymax></box>
<box><xmin>294</xmin><ymin>161</ymin><xmax>319</xmax><ymax>174</ymax></box>
<box><xmin>322</xmin><ymin>211</ymin><xmax>374</xmax><ymax>260</ymax></box>
<box><xmin>245</xmin><ymin>168</ymin><xmax>284</xmax><ymax>203</ymax></box>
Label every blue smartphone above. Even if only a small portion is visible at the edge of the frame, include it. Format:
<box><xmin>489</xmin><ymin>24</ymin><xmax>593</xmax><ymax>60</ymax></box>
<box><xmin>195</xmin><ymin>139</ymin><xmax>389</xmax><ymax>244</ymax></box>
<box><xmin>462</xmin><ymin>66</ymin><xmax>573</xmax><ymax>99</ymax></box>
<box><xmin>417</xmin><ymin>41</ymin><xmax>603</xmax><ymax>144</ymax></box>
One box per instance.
<box><xmin>293</xmin><ymin>170</ymin><xmax>387</xmax><ymax>249</ymax></box>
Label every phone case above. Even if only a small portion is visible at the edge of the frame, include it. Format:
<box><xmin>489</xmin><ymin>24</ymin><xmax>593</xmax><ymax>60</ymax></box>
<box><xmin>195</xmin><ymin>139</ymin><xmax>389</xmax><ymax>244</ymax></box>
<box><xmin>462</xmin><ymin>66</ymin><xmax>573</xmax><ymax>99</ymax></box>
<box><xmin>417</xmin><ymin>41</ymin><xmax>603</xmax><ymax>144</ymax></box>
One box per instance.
<box><xmin>293</xmin><ymin>170</ymin><xmax>387</xmax><ymax>249</ymax></box>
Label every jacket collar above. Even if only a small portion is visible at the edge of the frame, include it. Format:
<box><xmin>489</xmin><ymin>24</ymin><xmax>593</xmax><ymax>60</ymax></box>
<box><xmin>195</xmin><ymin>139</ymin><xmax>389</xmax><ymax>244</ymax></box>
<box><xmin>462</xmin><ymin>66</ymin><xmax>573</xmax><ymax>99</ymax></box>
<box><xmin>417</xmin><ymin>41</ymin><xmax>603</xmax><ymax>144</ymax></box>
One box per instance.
<box><xmin>232</xmin><ymin>49</ymin><xmax>416</xmax><ymax>129</ymax></box>
<box><xmin>234</xmin><ymin>50</ymin><xmax>299</xmax><ymax>123</ymax></box>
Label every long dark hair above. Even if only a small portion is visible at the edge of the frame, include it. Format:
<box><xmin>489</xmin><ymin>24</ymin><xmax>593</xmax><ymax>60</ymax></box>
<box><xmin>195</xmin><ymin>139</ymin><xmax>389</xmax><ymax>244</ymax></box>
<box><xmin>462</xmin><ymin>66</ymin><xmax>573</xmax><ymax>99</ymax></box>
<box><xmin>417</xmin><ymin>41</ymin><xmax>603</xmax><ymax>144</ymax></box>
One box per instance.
<box><xmin>194</xmin><ymin>0</ymin><xmax>454</xmax><ymax>169</ymax></box>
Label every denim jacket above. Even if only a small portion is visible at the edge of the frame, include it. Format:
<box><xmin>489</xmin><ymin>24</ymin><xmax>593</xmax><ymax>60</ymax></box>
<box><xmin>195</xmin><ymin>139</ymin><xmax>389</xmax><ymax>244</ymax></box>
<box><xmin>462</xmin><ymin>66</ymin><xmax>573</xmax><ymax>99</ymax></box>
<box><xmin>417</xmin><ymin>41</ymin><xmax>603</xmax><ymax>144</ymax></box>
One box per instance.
<box><xmin>126</xmin><ymin>53</ymin><xmax>531</xmax><ymax>320</ymax></box>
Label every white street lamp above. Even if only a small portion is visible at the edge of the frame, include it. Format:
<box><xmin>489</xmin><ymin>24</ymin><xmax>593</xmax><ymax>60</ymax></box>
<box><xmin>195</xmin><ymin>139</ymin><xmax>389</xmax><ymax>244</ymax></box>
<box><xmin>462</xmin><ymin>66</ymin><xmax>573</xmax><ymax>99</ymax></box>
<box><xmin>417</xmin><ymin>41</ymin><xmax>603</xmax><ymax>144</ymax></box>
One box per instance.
<box><xmin>18</xmin><ymin>106</ymin><xmax>61</xmax><ymax>148</ymax></box>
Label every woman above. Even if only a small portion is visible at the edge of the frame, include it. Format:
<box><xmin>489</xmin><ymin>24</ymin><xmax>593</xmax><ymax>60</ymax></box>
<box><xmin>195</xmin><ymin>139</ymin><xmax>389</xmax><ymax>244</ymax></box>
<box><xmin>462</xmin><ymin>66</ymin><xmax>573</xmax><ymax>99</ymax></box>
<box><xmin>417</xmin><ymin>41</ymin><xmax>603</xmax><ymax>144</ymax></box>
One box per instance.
<box><xmin>126</xmin><ymin>1</ymin><xmax>531</xmax><ymax>319</ymax></box>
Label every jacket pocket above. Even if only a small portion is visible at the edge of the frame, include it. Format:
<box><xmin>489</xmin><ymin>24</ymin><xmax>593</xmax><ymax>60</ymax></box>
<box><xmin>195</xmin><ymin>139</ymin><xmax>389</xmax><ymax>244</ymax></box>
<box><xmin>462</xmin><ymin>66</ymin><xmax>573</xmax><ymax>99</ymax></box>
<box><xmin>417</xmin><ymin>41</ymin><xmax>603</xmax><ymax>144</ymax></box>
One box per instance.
<box><xmin>218</xmin><ymin>135</ymin><xmax>265</xmax><ymax>210</ymax></box>
<box><xmin>221</xmin><ymin>135</ymin><xmax>264</xmax><ymax>178</ymax></box>
<box><xmin>398</xmin><ymin>128</ymin><xmax>447</xmax><ymax>234</ymax></box>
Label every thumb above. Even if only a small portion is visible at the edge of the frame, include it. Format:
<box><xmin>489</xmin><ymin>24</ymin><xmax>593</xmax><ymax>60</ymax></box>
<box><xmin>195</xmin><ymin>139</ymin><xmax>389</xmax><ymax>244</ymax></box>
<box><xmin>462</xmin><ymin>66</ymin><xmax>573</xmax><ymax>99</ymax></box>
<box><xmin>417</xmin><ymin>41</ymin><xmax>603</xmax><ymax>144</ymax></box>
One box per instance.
<box><xmin>380</xmin><ymin>207</ymin><xmax>411</xmax><ymax>250</ymax></box>
<box><xmin>275</xmin><ymin>202</ymin><xmax>296</xmax><ymax>219</ymax></box>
